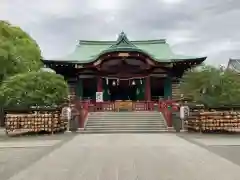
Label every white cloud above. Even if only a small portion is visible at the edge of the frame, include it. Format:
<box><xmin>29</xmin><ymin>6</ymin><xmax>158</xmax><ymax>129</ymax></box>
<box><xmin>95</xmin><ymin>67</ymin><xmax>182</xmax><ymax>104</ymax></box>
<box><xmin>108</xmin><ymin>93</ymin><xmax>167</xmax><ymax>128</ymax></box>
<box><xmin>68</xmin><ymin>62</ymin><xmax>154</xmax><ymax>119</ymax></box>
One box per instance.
<box><xmin>161</xmin><ymin>0</ymin><xmax>185</xmax><ymax>4</ymax></box>
<box><xmin>166</xmin><ymin>30</ymin><xmax>198</xmax><ymax>45</ymax></box>
<box><xmin>202</xmin><ymin>40</ymin><xmax>239</xmax><ymax>56</ymax></box>
<box><xmin>89</xmin><ymin>0</ymin><xmax>122</xmax><ymax>11</ymax></box>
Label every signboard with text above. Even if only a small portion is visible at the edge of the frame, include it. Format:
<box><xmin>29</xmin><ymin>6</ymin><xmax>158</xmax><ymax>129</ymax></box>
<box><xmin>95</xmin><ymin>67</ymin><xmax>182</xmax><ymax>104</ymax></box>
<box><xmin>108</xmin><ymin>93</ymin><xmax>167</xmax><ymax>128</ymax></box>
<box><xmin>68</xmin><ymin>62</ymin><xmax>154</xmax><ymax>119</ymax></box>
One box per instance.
<box><xmin>96</xmin><ymin>92</ymin><xmax>103</xmax><ymax>102</ymax></box>
<box><xmin>180</xmin><ymin>106</ymin><xmax>190</xmax><ymax>120</ymax></box>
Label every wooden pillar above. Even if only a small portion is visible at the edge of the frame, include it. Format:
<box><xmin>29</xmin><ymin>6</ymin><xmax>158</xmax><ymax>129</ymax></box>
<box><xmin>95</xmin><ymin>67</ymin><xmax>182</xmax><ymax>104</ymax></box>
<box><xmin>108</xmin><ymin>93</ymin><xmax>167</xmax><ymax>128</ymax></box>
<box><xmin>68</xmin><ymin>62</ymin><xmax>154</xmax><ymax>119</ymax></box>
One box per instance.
<box><xmin>97</xmin><ymin>77</ymin><xmax>103</xmax><ymax>92</ymax></box>
<box><xmin>164</xmin><ymin>76</ymin><xmax>172</xmax><ymax>100</ymax></box>
<box><xmin>145</xmin><ymin>76</ymin><xmax>151</xmax><ymax>101</ymax></box>
<box><xmin>76</xmin><ymin>78</ymin><xmax>83</xmax><ymax>100</ymax></box>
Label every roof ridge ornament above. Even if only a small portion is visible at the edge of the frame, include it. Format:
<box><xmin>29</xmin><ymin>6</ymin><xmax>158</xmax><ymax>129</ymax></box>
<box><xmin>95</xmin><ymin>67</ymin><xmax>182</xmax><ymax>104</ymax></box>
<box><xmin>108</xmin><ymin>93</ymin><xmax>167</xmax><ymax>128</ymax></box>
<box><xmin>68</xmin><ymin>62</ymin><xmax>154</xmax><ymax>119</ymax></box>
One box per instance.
<box><xmin>116</xmin><ymin>31</ymin><xmax>129</xmax><ymax>44</ymax></box>
<box><xmin>110</xmin><ymin>31</ymin><xmax>137</xmax><ymax>49</ymax></box>
<box><xmin>118</xmin><ymin>31</ymin><xmax>126</xmax><ymax>38</ymax></box>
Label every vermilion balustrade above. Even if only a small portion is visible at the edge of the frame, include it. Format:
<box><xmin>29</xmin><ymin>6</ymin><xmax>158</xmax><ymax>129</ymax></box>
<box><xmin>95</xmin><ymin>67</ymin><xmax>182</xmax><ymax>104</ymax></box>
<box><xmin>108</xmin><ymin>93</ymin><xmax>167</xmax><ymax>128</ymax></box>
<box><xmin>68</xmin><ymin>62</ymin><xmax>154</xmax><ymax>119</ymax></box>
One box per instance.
<box><xmin>94</xmin><ymin>102</ymin><xmax>115</xmax><ymax>112</ymax></box>
<box><xmin>132</xmin><ymin>101</ymin><xmax>155</xmax><ymax>111</ymax></box>
<box><xmin>71</xmin><ymin>100</ymin><xmax>90</xmax><ymax>128</ymax></box>
<box><xmin>158</xmin><ymin>100</ymin><xmax>177</xmax><ymax>127</ymax></box>
<box><xmin>73</xmin><ymin>99</ymin><xmax>177</xmax><ymax>128</ymax></box>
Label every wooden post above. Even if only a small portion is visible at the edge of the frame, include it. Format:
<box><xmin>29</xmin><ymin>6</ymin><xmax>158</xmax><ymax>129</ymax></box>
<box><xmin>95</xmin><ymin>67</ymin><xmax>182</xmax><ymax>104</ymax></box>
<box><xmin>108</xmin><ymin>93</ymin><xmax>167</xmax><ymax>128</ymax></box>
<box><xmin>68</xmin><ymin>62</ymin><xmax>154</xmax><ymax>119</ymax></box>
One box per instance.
<box><xmin>164</xmin><ymin>77</ymin><xmax>172</xmax><ymax>100</ymax></box>
<box><xmin>97</xmin><ymin>77</ymin><xmax>103</xmax><ymax>92</ymax></box>
<box><xmin>76</xmin><ymin>78</ymin><xmax>83</xmax><ymax>100</ymax></box>
<box><xmin>145</xmin><ymin>76</ymin><xmax>151</xmax><ymax>101</ymax></box>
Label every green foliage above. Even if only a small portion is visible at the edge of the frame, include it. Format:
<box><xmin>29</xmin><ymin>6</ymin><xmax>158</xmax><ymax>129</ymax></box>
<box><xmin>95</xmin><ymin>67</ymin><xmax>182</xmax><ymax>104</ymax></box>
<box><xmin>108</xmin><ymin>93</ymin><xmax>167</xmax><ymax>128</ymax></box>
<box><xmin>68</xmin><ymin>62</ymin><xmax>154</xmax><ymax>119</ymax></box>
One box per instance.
<box><xmin>180</xmin><ymin>65</ymin><xmax>219</xmax><ymax>101</ymax></box>
<box><xmin>0</xmin><ymin>71</ymin><xmax>69</xmax><ymax>108</ymax></box>
<box><xmin>0</xmin><ymin>20</ymin><xmax>42</xmax><ymax>82</ymax></box>
<box><xmin>180</xmin><ymin>65</ymin><xmax>240</xmax><ymax>107</ymax></box>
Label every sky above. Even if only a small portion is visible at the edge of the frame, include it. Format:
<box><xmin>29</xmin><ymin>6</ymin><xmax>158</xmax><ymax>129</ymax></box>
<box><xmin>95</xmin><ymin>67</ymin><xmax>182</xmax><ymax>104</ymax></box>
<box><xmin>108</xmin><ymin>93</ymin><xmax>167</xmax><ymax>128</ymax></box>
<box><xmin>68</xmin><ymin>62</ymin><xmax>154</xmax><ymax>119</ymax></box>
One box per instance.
<box><xmin>0</xmin><ymin>0</ymin><xmax>240</xmax><ymax>65</ymax></box>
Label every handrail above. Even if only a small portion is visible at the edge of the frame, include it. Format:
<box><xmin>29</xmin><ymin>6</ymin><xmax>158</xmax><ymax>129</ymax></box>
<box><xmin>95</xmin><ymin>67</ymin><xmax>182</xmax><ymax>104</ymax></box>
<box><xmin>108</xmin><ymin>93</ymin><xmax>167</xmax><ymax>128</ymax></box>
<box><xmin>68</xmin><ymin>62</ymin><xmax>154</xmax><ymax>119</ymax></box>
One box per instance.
<box><xmin>75</xmin><ymin>100</ymin><xmax>176</xmax><ymax>127</ymax></box>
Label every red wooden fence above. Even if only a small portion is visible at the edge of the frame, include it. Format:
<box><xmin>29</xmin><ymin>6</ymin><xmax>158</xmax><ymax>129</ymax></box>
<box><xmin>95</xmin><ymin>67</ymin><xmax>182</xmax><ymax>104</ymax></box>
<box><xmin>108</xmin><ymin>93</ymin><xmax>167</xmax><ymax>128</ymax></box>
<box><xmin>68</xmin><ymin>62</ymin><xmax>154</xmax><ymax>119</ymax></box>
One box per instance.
<box><xmin>74</xmin><ymin>100</ymin><xmax>177</xmax><ymax>128</ymax></box>
<box><xmin>132</xmin><ymin>101</ymin><xmax>155</xmax><ymax>111</ymax></box>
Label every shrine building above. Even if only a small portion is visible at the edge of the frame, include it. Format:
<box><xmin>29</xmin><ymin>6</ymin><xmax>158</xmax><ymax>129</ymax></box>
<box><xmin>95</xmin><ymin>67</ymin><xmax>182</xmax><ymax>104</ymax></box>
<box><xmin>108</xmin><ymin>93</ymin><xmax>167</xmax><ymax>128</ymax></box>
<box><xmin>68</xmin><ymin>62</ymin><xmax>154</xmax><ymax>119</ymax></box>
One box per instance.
<box><xmin>42</xmin><ymin>32</ymin><xmax>207</xmax><ymax>102</ymax></box>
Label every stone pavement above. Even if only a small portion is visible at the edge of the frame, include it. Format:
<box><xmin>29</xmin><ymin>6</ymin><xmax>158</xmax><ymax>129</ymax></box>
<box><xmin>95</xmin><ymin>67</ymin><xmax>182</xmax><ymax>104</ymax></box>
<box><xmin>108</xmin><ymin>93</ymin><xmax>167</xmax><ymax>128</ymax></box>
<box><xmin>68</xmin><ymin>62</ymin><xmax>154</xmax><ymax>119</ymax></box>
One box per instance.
<box><xmin>6</xmin><ymin>133</ymin><xmax>240</xmax><ymax>180</ymax></box>
<box><xmin>179</xmin><ymin>133</ymin><xmax>240</xmax><ymax>167</ymax></box>
<box><xmin>0</xmin><ymin>133</ymin><xmax>75</xmax><ymax>180</ymax></box>
<box><xmin>0</xmin><ymin>128</ymin><xmax>5</xmax><ymax>136</ymax></box>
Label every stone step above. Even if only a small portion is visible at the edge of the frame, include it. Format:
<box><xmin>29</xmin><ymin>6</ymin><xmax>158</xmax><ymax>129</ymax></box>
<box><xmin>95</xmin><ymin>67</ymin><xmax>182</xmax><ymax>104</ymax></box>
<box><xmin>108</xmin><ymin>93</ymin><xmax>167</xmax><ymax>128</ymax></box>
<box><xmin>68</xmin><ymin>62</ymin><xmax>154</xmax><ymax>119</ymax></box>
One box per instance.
<box><xmin>89</xmin><ymin>116</ymin><xmax>163</xmax><ymax>119</ymax></box>
<box><xmin>89</xmin><ymin>115</ymin><xmax>162</xmax><ymax>118</ymax></box>
<box><xmin>88</xmin><ymin>115</ymin><xmax>164</xmax><ymax>118</ymax></box>
<box><xmin>88</xmin><ymin>117</ymin><xmax>163</xmax><ymax>121</ymax></box>
<box><xmin>89</xmin><ymin>119</ymin><xmax>163</xmax><ymax>121</ymax></box>
<box><xmin>88</xmin><ymin>116</ymin><xmax>163</xmax><ymax>119</ymax></box>
<box><xmin>84</xmin><ymin>128</ymin><xmax>167</xmax><ymax>132</ymax></box>
<box><xmin>89</xmin><ymin>122</ymin><xmax>163</xmax><ymax>125</ymax></box>
<box><xmin>93</xmin><ymin>111</ymin><xmax>159</xmax><ymax>114</ymax></box>
<box><xmin>82</xmin><ymin>129</ymin><xmax>168</xmax><ymax>134</ymax></box>
<box><xmin>85</xmin><ymin>125</ymin><xmax>166</xmax><ymax>129</ymax></box>
<box><xmin>90</xmin><ymin>112</ymin><xmax>162</xmax><ymax>114</ymax></box>
<box><xmin>87</xmin><ymin>122</ymin><xmax>164</xmax><ymax>125</ymax></box>
<box><xmin>92</xmin><ymin>112</ymin><xmax>161</xmax><ymax>114</ymax></box>
<box><xmin>87</xmin><ymin>121</ymin><xmax>165</xmax><ymax>124</ymax></box>
<box><xmin>86</xmin><ymin>124</ymin><xmax>166</xmax><ymax>128</ymax></box>
<box><xmin>85</xmin><ymin>111</ymin><xmax>167</xmax><ymax>133</ymax></box>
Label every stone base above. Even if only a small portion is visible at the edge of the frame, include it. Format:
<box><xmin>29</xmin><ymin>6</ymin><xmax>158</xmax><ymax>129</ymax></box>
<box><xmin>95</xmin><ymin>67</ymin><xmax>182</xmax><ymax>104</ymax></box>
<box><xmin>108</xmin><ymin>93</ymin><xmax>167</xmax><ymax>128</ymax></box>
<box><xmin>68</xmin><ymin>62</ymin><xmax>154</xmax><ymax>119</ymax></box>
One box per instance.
<box><xmin>65</xmin><ymin>130</ymin><xmax>72</xmax><ymax>133</ymax></box>
<box><xmin>76</xmin><ymin>128</ymin><xmax>84</xmax><ymax>133</ymax></box>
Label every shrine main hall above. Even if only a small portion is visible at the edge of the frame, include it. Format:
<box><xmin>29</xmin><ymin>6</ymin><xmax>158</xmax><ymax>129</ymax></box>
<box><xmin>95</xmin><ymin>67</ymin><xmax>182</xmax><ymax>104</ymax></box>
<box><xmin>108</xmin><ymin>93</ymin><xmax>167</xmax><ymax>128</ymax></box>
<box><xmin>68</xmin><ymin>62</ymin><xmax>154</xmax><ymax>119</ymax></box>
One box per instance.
<box><xmin>43</xmin><ymin>32</ymin><xmax>206</xmax><ymax>102</ymax></box>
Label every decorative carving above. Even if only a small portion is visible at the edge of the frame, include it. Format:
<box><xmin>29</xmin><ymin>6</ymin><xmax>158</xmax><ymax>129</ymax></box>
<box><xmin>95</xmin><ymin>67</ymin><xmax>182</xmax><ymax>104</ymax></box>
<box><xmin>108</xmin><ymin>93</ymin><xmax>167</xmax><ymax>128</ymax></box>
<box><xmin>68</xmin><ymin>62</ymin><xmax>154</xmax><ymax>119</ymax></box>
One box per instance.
<box><xmin>163</xmin><ymin>63</ymin><xmax>173</xmax><ymax>67</ymax></box>
<box><xmin>105</xmin><ymin>63</ymin><xmax>142</xmax><ymax>74</ymax></box>
<box><xmin>146</xmin><ymin>58</ymin><xmax>155</xmax><ymax>66</ymax></box>
<box><xmin>75</xmin><ymin>64</ymin><xmax>83</xmax><ymax>69</ymax></box>
<box><xmin>94</xmin><ymin>59</ymin><xmax>102</xmax><ymax>66</ymax></box>
<box><xmin>152</xmin><ymin>68</ymin><xmax>166</xmax><ymax>73</ymax></box>
<box><xmin>150</xmin><ymin>74</ymin><xmax>167</xmax><ymax>77</ymax></box>
<box><xmin>118</xmin><ymin>52</ymin><xmax>129</xmax><ymax>57</ymax></box>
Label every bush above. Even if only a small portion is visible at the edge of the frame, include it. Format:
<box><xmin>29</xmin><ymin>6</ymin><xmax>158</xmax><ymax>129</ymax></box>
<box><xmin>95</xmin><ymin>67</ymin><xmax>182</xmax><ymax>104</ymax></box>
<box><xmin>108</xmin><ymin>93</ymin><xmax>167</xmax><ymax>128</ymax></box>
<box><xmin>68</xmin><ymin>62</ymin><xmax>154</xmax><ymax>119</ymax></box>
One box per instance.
<box><xmin>0</xmin><ymin>71</ymin><xmax>69</xmax><ymax>108</ymax></box>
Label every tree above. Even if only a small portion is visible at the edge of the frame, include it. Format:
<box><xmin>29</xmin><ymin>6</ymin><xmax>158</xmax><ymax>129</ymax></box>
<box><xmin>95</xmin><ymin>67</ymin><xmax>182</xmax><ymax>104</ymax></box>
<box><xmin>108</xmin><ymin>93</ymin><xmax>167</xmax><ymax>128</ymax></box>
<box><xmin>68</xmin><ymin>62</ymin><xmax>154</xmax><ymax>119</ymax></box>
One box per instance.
<box><xmin>0</xmin><ymin>71</ymin><xmax>69</xmax><ymax>108</ymax></box>
<box><xmin>0</xmin><ymin>21</ymin><xmax>42</xmax><ymax>82</ymax></box>
<box><xmin>180</xmin><ymin>65</ymin><xmax>240</xmax><ymax>107</ymax></box>
<box><xmin>180</xmin><ymin>65</ymin><xmax>218</xmax><ymax>101</ymax></box>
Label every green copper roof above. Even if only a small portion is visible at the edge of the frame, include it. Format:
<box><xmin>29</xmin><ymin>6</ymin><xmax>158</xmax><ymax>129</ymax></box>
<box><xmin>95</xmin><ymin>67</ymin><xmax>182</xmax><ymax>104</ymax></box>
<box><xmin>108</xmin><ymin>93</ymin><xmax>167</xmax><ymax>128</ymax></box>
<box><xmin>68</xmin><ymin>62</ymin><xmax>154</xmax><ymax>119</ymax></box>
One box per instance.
<box><xmin>50</xmin><ymin>32</ymin><xmax>206</xmax><ymax>63</ymax></box>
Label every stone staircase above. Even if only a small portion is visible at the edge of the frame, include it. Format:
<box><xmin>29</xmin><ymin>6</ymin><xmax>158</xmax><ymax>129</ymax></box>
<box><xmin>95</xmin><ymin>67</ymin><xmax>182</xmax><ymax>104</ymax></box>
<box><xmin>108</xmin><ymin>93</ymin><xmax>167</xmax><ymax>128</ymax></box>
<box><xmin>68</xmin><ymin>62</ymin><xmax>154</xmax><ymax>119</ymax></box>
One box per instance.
<box><xmin>83</xmin><ymin>111</ymin><xmax>168</xmax><ymax>133</ymax></box>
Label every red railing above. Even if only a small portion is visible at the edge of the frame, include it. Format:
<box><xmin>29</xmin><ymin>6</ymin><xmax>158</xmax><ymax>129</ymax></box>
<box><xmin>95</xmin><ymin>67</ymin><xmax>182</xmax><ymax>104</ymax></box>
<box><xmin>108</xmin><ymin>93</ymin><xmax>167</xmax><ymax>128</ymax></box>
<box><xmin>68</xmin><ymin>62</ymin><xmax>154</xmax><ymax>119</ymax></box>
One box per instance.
<box><xmin>132</xmin><ymin>101</ymin><xmax>155</xmax><ymax>111</ymax></box>
<box><xmin>158</xmin><ymin>100</ymin><xmax>177</xmax><ymax>127</ymax></box>
<box><xmin>94</xmin><ymin>102</ymin><xmax>115</xmax><ymax>111</ymax></box>
<box><xmin>74</xmin><ymin>99</ymin><xmax>178</xmax><ymax>128</ymax></box>
<box><xmin>74</xmin><ymin>100</ymin><xmax>90</xmax><ymax>128</ymax></box>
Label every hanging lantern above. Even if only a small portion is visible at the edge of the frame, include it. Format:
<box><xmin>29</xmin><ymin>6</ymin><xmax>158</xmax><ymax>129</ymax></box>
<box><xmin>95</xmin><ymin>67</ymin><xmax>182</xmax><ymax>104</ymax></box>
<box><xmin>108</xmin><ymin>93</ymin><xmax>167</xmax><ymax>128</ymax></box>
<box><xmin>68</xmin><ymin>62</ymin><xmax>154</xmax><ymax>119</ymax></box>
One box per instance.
<box><xmin>112</xmin><ymin>80</ymin><xmax>116</xmax><ymax>86</ymax></box>
<box><xmin>136</xmin><ymin>88</ymin><xmax>140</xmax><ymax>95</ymax></box>
<box><xmin>140</xmin><ymin>79</ymin><xmax>142</xmax><ymax>84</ymax></box>
<box><xmin>106</xmin><ymin>78</ymin><xmax>109</xmax><ymax>85</ymax></box>
<box><xmin>117</xmin><ymin>79</ymin><xmax>119</xmax><ymax>85</ymax></box>
<box><xmin>132</xmin><ymin>80</ymin><xmax>136</xmax><ymax>85</ymax></box>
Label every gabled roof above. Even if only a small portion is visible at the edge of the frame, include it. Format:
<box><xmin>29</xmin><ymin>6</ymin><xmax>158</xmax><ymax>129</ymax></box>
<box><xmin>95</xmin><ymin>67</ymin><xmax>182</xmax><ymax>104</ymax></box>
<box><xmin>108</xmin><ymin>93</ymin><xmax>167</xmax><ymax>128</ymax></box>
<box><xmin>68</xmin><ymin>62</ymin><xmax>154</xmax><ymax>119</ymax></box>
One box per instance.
<box><xmin>227</xmin><ymin>58</ymin><xmax>240</xmax><ymax>73</ymax></box>
<box><xmin>47</xmin><ymin>32</ymin><xmax>206</xmax><ymax>63</ymax></box>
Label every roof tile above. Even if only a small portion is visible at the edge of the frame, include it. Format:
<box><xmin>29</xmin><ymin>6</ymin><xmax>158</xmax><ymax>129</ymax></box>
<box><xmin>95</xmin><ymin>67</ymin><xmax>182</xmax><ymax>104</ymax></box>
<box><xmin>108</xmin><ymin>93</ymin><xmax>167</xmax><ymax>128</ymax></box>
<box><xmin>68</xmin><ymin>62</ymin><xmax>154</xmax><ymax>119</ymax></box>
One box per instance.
<box><xmin>49</xmin><ymin>32</ymin><xmax>206</xmax><ymax>63</ymax></box>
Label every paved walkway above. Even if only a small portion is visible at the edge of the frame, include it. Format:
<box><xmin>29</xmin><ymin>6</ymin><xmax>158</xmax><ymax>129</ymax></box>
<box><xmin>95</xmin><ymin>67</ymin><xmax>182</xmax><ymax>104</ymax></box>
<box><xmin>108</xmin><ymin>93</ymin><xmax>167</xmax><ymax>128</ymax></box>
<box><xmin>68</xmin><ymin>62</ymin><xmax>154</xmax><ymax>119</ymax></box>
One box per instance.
<box><xmin>8</xmin><ymin>134</ymin><xmax>240</xmax><ymax>180</ymax></box>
